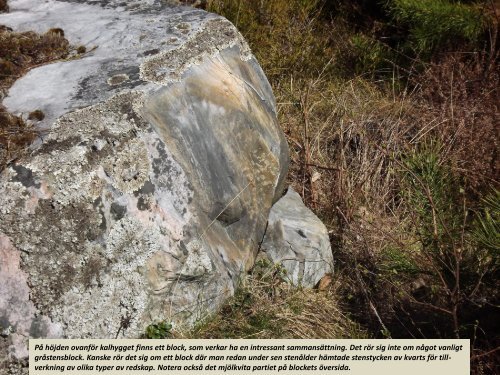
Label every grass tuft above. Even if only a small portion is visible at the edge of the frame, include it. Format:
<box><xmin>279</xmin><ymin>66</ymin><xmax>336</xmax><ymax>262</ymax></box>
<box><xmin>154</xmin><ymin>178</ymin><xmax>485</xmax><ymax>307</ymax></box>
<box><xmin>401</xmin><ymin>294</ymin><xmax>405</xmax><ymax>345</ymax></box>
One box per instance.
<box><xmin>183</xmin><ymin>260</ymin><xmax>367</xmax><ymax>339</ymax></box>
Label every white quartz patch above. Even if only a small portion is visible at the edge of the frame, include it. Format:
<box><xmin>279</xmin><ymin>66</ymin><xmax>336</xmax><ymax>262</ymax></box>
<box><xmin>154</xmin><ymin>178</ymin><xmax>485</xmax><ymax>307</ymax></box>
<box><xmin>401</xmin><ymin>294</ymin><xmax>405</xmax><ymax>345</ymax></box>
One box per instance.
<box><xmin>0</xmin><ymin>0</ymin><xmax>213</xmax><ymax>126</ymax></box>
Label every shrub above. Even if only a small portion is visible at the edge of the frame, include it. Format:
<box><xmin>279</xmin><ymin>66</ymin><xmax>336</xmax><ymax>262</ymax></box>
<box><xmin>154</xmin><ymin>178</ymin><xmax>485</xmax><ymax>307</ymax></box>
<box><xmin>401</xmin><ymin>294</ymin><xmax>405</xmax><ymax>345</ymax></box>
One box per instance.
<box><xmin>385</xmin><ymin>0</ymin><xmax>487</xmax><ymax>55</ymax></box>
<box><xmin>401</xmin><ymin>141</ymin><xmax>463</xmax><ymax>245</ymax></box>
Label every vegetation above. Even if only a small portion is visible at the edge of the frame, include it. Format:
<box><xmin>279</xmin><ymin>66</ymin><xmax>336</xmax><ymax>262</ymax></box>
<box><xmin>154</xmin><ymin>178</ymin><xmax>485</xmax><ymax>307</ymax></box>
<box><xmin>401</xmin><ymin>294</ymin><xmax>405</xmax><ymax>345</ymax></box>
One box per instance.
<box><xmin>144</xmin><ymin>321</ymin><xmax>173</xmax><ymax>339</ymax></box>
<box><xmin>0</xmin><ymin>0</ymin><xmax>498</xmax><ymax>371</ymax></box>
<box><xmin>0</xmin><ymin>0</ymin><xmax>7</xmax><ymax>13</ymax></box>
<box><xmin>197</xmin><ymin>0</ymin><xmax>499</xmax><ymax>372</ymax></box>
<box><xmin>0</xmin><ymin>23</ymin><xmax>71</xmax><ymax>170</ymax></box>
<box><xmin>385</xmin><ymin>0</ymin><xmax>486</xmax><ymax>55</ymax></box>
<box><xmin>183</xmin><ymin>260</ymin><xmax>367</xmax><ymax>339</ymax></box>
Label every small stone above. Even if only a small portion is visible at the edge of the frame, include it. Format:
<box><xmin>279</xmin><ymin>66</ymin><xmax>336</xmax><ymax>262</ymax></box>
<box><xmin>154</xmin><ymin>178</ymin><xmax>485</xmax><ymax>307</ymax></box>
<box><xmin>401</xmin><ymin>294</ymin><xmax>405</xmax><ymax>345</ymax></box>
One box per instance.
<box><xmin>261</xmin><ymin>188</ymin><xmax>333</xmax><ymax>287</ymax></box>
<box><xmin>318</xmin><ymin>274</ymin><xmax>333</xmax><ymax>291</ymax></box>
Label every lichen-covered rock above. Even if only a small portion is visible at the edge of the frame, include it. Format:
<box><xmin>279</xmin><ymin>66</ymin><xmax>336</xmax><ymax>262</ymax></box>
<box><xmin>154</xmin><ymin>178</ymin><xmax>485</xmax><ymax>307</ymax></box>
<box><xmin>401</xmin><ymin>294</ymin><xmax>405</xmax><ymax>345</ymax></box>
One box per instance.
<box><xmin>0</xmin><ymin>0</ymin><xmax>288</xmax><ymax>368</ymax></box>
<box><xmin>261</xmin><ymin>188</ymin><xmax>333</xmax><ymax>287</ymax></box>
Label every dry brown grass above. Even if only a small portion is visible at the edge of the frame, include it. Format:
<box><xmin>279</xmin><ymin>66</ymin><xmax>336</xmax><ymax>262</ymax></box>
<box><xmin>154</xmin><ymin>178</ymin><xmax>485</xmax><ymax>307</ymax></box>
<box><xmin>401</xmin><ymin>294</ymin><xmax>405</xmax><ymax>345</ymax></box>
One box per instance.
<box><xmin>279</xmin><ymin>77</ymin><xmax>411</xmax><ymax>223</ymax></box>
<box><xmin>0</xmin><ymin>26</ymin><xmax>70</xmax><ymax>169</ymax></box>
<box><xmin>204</xmin><ymin>3</ymin><xmax>499</xmax><ymax>368</ymax></box>
<box><xmin>275</xmin><ymin>74</ymin><xmax>418</xmax><ymax>338</ymax></box>
<box><xmin>413</xmin><ymin>50</ymin><xmax>499</xmax><ymax>194</ymax></box>
<box><xmin>181</xmin><ymin>261</ymin><xmax>367</xmax><ymax>339</ymax></box>
<box><xmin>0</xmin><ymin>0</ymin><xmax>8</xmax><ymax>13</ymax></box>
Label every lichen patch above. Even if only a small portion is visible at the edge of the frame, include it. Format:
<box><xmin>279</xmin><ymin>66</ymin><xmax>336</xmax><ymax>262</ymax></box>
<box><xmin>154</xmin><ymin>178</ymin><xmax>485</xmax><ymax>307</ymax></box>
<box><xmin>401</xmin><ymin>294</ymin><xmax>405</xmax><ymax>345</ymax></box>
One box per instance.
<box><xmin>140</xmin><ymin>18</ymin><xmax>251</xmax><ymax>85</ymax></box>
<box><xmin>180</xmin><ymin>239</ymin><xmax>214</xmax><ymax>278</ymax></box>
<box><xmin>12</xmin><ymin>200</ymin><xmax>105</xmax><ymax>314</ymax></box>
<box><xmin>102</xmin><ymin>138</ymin><xmax>150</xmax><ymax>194</ymax></box>
<box><xmin>107</xmin><ymin>74</ymin><xmax>129</xmax><ymax>86</ymax></box>
<box><xmin>52</xmin><ymin>217</ymin><xmax>175</xmax><ymax>338</ymax></box>
<box><xmin>105</xmin><ymin>217</ymin><xmax>162</xmax><ymax>274</ymax></box>
<box><xmin>53</xmin><ymin>271</ymin><xmax>149</xmax><ymax>338</ymax></box>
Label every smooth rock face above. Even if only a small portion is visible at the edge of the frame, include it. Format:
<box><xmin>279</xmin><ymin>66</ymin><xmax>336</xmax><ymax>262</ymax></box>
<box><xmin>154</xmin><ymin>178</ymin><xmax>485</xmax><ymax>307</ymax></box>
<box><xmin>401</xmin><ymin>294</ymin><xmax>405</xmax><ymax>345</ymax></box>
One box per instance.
<box><xmin>0</xmin><ymin>0</ymin><xmax>288</xmax><ymax>366</ymax></box>
<box><xmin>261</xmin><ymin>188</ymin><xmax>333</xmax><ymax>287</ymax></box>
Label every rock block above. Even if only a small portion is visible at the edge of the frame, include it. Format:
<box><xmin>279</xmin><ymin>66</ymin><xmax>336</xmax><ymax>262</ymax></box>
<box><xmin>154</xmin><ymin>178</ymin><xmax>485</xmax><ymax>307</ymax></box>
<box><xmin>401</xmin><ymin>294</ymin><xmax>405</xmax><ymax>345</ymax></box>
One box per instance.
<box><xmin>261</xmin><ymin>188</ymin><xmax>333</xmax><ymax>287</ymax></box>
<box><xmin>0</xmin><ymin>0</ymin><xmax>288</xmax><ymax>366</ymax></box>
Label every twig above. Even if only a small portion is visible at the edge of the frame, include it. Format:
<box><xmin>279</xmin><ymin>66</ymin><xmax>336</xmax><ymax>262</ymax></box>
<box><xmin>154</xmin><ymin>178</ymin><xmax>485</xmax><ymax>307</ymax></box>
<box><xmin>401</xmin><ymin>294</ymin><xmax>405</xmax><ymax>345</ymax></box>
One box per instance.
<box><xmin>471</xmin><ymin>346</ymin><xmax>500</xmax><ymax>361</ymax></box>
<box><xmin>305</xmin><ymin>163</ymin><xmax>339</xmax><ymax>172</ymax></box>
<box><xmin>300</xmin><ymin>85</ymin><xmax>314</xmax><ymax>205</ymax></box>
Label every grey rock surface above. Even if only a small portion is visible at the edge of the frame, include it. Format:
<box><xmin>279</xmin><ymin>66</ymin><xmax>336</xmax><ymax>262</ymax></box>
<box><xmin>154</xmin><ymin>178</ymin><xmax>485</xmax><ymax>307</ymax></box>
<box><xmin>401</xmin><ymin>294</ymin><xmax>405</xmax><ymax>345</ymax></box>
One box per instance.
<box><xmin>261</xmin><ymin>188</ymin><xmax>333</xmax><ymax>287</ymax></box>
<box><xmin>0</xmin><ymin>0</ymin><xmax>288</xmax><ymax>367</ymax></box>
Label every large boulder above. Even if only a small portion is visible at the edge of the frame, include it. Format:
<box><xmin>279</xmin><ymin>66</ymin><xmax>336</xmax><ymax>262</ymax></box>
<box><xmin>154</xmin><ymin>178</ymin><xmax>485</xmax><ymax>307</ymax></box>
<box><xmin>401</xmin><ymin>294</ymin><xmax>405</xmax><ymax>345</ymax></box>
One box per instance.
<box><xmin>0</xmin><ymin>0</ymin><xmax>289</xmax><ymax>364</ymax></box>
